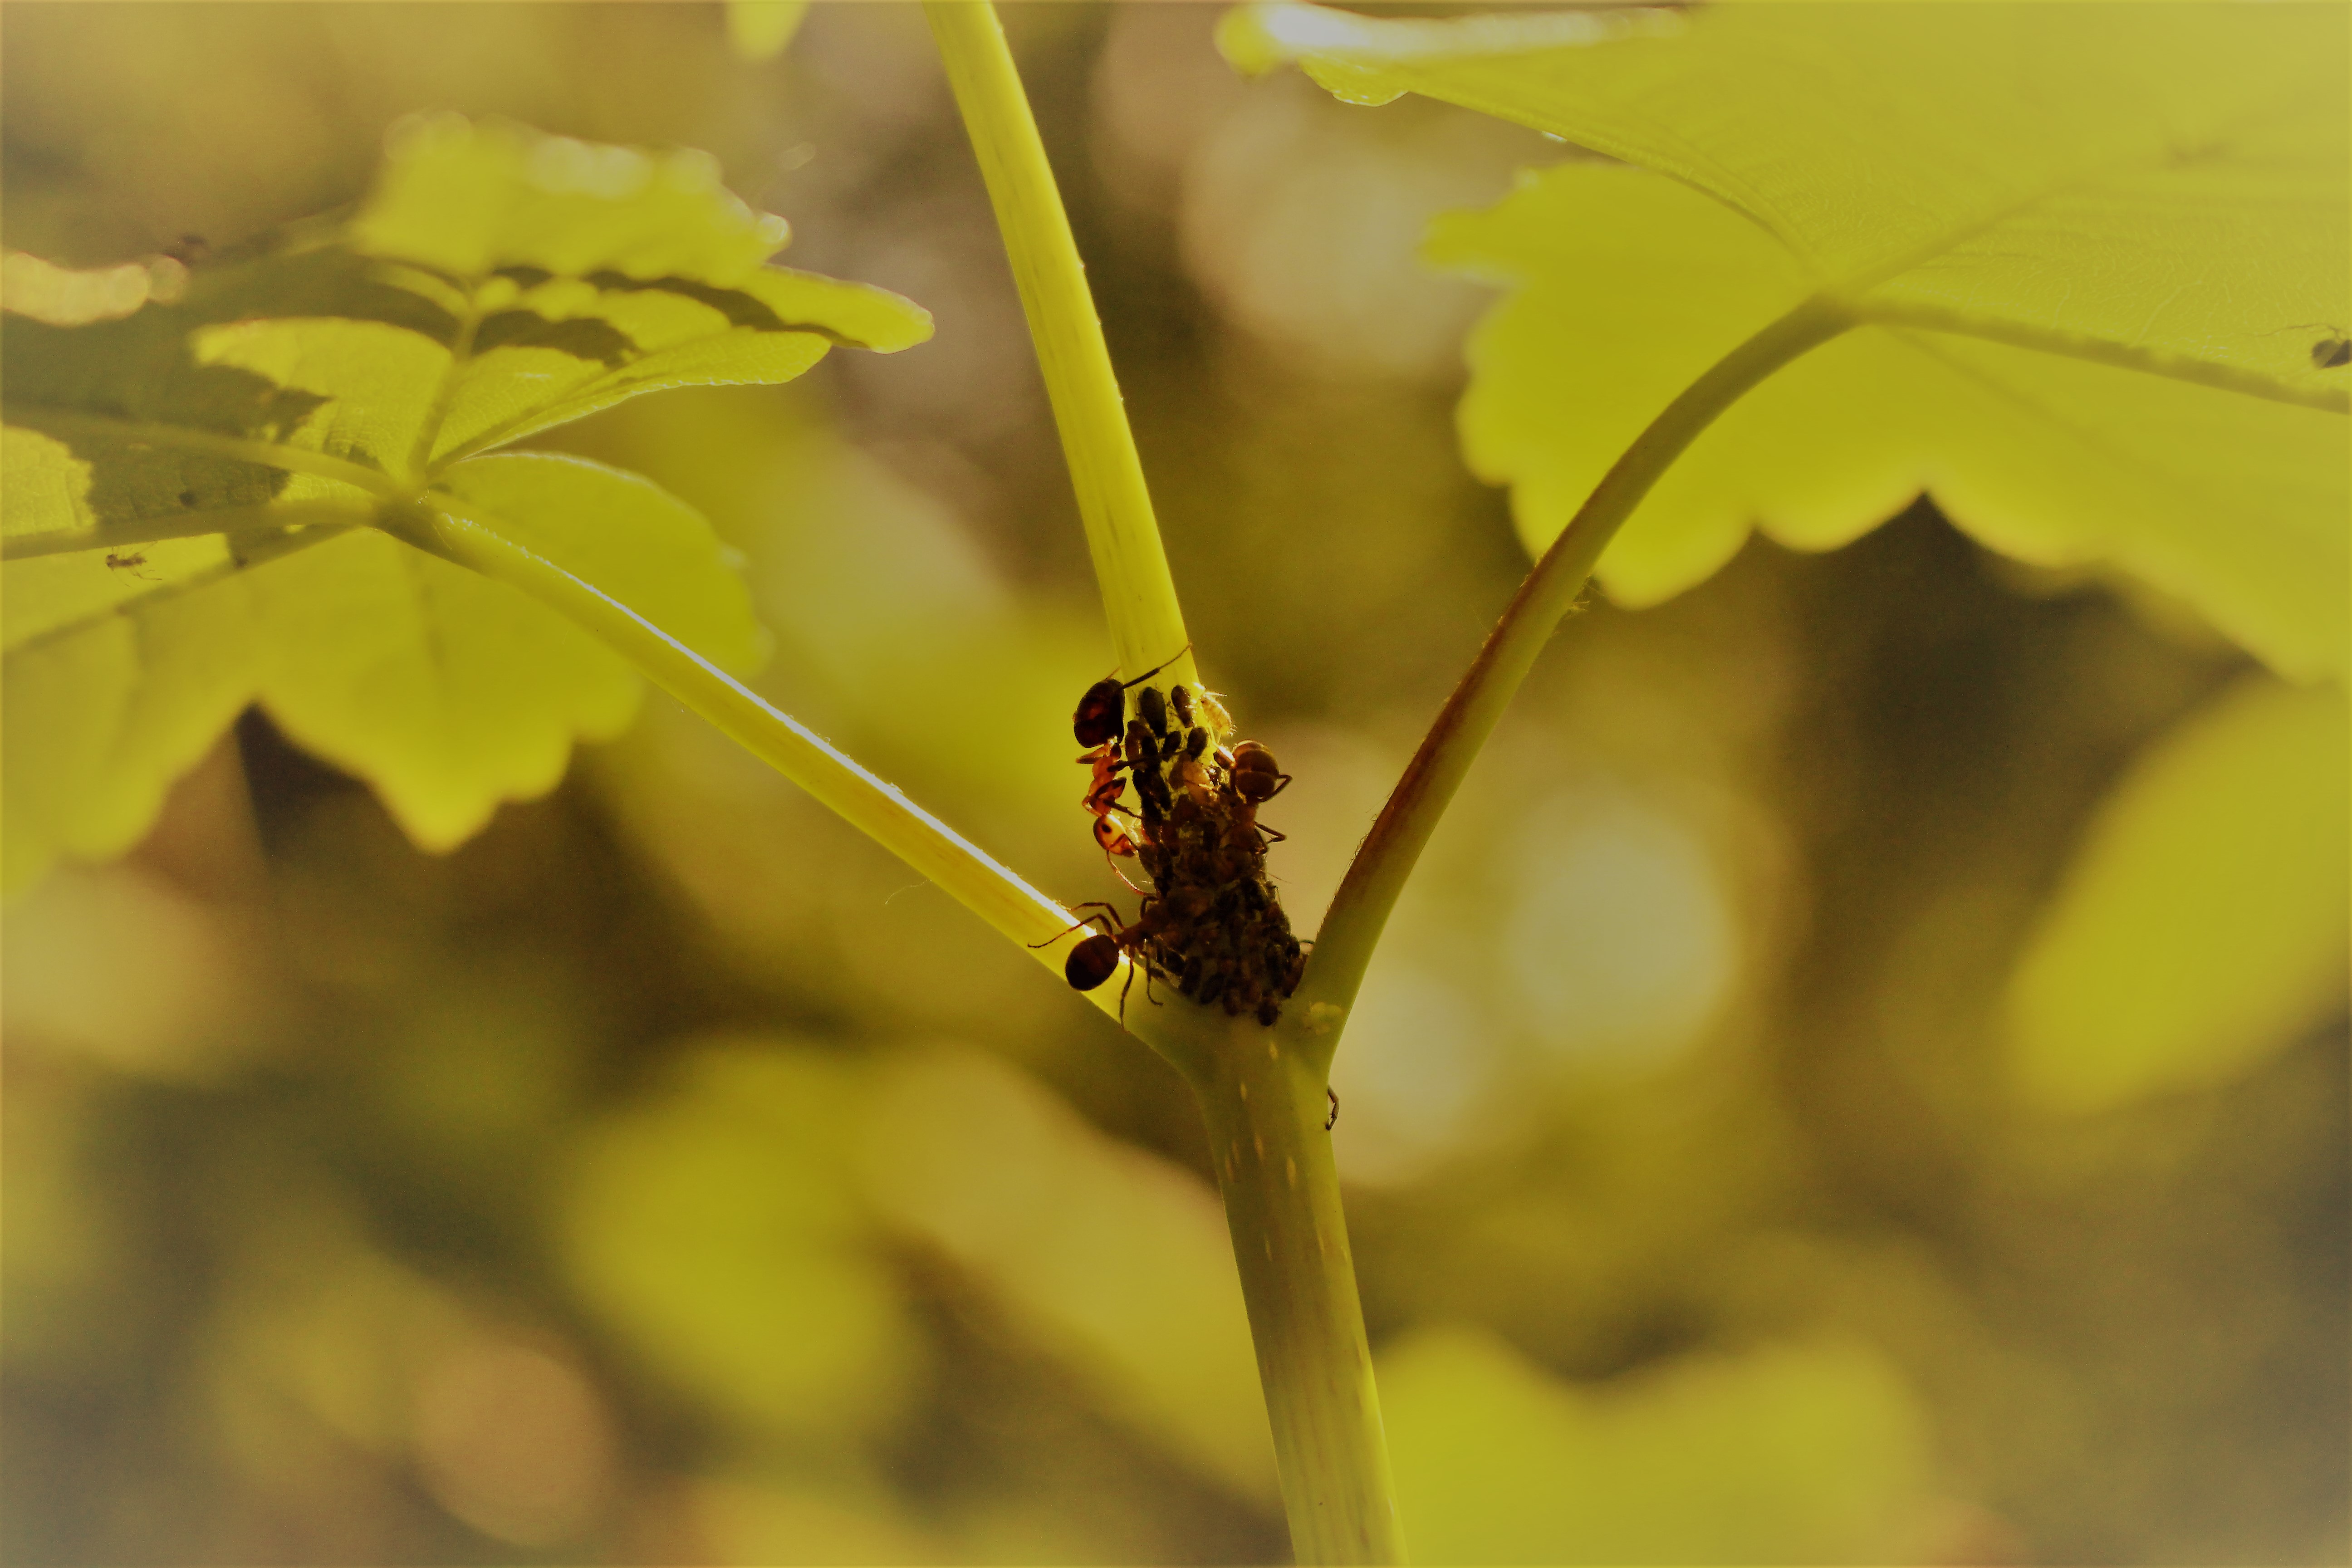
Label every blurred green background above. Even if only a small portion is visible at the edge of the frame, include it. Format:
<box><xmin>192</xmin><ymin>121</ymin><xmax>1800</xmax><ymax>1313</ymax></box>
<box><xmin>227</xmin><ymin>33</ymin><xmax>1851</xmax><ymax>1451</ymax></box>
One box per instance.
<box><xmin>3</xmin><ymin>5</ymin><xmax>2344</xmax><ymax>1563</ymax></box>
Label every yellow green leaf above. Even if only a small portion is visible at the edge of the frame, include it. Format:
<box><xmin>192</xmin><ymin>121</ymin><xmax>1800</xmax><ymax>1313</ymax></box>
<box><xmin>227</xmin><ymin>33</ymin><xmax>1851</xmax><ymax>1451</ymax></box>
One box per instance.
<box><xmin>2</xmin><ymin>117</ymin><xmax>925</xmax><ymax>888</ymax></box>
<box><xmin>1227</xmin><ymin>3</ymin><xmax>2352</xmax><ymax>679</ymax></box>
<box><xmin>1</xmin><ymin>550</ymin><xmax>259</xmax><ymax>892</ymax></box>
<box><xmin>2004</xmin><ymin>677</ymin><xmax>2351</xmax><ymax>1115</ymax></box>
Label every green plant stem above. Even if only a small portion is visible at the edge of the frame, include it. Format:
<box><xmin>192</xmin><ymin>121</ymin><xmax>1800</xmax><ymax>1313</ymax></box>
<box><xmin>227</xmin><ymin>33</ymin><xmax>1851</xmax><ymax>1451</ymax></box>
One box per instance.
<box><xmin>405</xmin><ymin>496</ymin><xmax>1133</xmax><ymax>1022</ymax></box>
<box><xmin>926</xmin><ymin>8</ymin><xmax>1399</xmax><ymax>1558</ymax></box>
<box><xmin>1297</xmin><ymin>294</ymin><xmax>1854</xmax><ymax>1022</ymax></box>
<box><xmin>1188</xmin><ymin>1018</ymin><xmax>1403</xmax><ymax>1565</ymax></box>
<box><xmin>923</xmin><ymin>0</ymin><xmax>1196</xmax><ymax>690</ymax></box>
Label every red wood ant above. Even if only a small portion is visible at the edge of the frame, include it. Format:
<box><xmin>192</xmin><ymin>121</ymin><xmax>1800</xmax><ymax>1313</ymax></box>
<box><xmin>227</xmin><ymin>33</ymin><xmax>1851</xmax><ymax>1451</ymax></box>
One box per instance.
<box><xmin>1229</xmin><ymin>740</ymin><xmax>1290</xmax><ymax>804</ymax></box>
<box><xmin>1071</xmin><ymin>645</ymin><xmax>1190</xmax><ymax>748</ymax></box>
<box><xmin>104</xmin><ymin>551</ymin><xmax>157</xmax><ymax>581</ymax></box>
<box><xmin>1029</xmin><ymin>899</ymin><xmax>1173</xmax><ymax>1019</ymax></box>
<box><xmin>1075</xmin><ymin>650</ymin><xmax>1191</xmax><ymax>866</ymax></box>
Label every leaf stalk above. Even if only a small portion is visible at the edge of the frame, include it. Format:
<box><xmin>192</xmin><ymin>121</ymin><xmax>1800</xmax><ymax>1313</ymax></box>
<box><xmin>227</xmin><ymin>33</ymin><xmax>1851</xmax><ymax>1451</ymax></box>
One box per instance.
<box><xmin>1298</xmin><ymin>293</ymin><xmax>1855</xmax><ymax>1021</ymax></box>
<box><xmin>922</xmin><ymin>0</ymin><xmax>1197</xmax><ymax>691</ymax></box>
<box><xmin>925</xmin><ymin>6</ymin><xmax>1402</xmax><ymax>1558</ymax></box>
<box><xmin>405</xmin><ymin>495</ymin><xmax>1134</xmax><ymax>1022</ymax></box>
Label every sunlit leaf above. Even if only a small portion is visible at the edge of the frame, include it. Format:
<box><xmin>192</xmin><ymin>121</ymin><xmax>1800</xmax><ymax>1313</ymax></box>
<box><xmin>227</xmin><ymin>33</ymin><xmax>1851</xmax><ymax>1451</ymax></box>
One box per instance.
<box><xmin>2004</xmin><ymin>677</ymin><xmax>2350</xmax><ymax>1114</ymax></box>
<box><xmin>1225</xmin><ymin>3</ymin><xmax>2352</xmax><ymax>680</ymax></box>
<box><xmin>252</xmin><ymin>456</ymin><xmax>763</xmax><ymax>852</ymax></box>
<box><xmin>1378</xmin><ymin>1325</ymin><xmax>1937</xmax><ymax>1564</ymax></box>
<box><xmin>1</xmin><ymin>567</ymin><xmax>259</xmax><ymax>906</ymax></box>
<box><xmin>1</xmin><ymin>115</ymin><xmax>929</xmax><ymax>890</ymax></box>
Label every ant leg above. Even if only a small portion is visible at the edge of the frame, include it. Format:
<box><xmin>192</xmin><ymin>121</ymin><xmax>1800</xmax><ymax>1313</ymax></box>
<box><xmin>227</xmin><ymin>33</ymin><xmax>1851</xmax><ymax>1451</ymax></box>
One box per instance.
<box><xmin>1027</xmin><ymin>905</ymin><xmax>1119</xmax><ymax>949</ymax></box>
<box><xmin>1116</xmin><ymin>641</ymin><xmax>1194</xmax><ymax>692</ymax></box>
<box><xmin>1254</xmin><ymin>822</ymin><xmax>1287</xmax><ymax>843</ymax></box>
<box><xmin>1117</xmin><ymin>956</ymin><xmax>1137</xmax><ymax>1023</ymax></box>
<box><xmin>1325</xmin><ymin>1088</ymin><xmax>1339</xmax><ymax>1131</ymax></box>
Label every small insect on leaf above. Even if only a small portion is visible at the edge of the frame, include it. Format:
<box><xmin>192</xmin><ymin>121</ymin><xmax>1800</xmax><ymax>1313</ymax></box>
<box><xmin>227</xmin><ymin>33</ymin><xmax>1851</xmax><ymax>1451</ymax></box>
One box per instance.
<box><xmin>2312</xmin><ymin>333</ymin><xmax>2350</xmax><ymax>369</ymax></box>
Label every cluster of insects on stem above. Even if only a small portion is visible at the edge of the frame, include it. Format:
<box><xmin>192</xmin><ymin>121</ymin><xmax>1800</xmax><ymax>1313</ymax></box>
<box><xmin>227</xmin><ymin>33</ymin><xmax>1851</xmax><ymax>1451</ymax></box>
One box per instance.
<box><xmin>1036</xmin><ymin>649</ymin><xmax>1306</xmax><ymax>1027</ymax></box>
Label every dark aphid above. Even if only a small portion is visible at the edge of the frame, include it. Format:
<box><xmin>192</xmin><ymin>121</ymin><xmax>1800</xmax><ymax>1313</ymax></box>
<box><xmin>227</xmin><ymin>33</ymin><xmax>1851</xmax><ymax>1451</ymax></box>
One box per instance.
<box><xmin>1070</xmin><ymin>646</ymin><xmax>1190</xmax><ymax>747</ymax></box>
<box><xmin>1169</xmin><ymin>684</ymin><xmax>1196</xmax><ymax>728</ymax></box>
<box><xmin>1136</xmin><ymin>684</ymin><xmax>1169</xmax><ymax>739</ymax></box>
<box><xmin>1132</xmin><ymin>760</ymin><xmax>1173</xmax><ymax>816</ymax></box>
<box><xmin>1122</xmin><ymin>717</ymin><xmax>1156</xmax><ymax>772</ymax></box>
<box><xmin>1168</xmin><ymin>885</ymin><xmax>1216</xmax><ymax>920</ymax></box>
<box><xmin>1182</xmin><ymin>727</ymin><xmax>1207</xmax><ymax>762</ymax></box>
<box><xmin>2313</xmin><ymin>333</ymin><xmax>2351</xmax><ymax>369</ymax></box>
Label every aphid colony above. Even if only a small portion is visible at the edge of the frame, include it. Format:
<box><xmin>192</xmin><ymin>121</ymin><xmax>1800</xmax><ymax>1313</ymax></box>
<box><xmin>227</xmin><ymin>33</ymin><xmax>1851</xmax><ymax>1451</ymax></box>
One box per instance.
<box><xmin>1040</xmin><ymin>651</ymin><xmax>1304</xmax><ymax>1025</ymax></box>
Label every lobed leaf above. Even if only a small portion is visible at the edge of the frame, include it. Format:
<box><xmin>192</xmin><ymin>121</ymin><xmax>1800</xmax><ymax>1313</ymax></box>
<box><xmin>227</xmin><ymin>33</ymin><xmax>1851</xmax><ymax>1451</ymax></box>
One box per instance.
<box><xmin>3</xmin><ymin>115</ymin><xmax>928</xmax><ymax>890</ymax></box>
<box><xmin>1226</xmin><ymin>2</ymin><xmax>2352</xmax><ymax>679</ymax></box>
